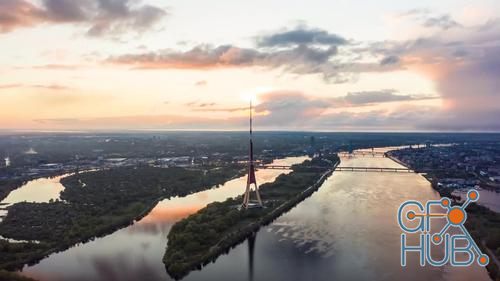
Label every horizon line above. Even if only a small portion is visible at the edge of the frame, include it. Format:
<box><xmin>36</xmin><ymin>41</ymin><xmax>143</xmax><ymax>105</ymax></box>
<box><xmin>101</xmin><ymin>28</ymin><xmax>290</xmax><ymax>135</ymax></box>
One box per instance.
<box><xmin>1</xmin><ymin>129</ymin><xmax>500</xmax><ymax>135</ymax></box>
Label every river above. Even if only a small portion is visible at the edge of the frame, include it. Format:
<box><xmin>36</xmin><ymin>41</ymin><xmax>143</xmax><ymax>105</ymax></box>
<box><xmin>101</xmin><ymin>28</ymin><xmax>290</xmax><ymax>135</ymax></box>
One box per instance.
<box><xmin>18</xmin><ymin>156</ymin><xmax>308</xmax><ymax>281</ymax></box>
<box><xmin>16</xmin><ymin>153</ymin><xmax>491</xmax><ymax>281</ymax></box>
<box><xmin>0</xmin><ymin>174</ymin><xmax>68</xmax><ymax>206</ymax></box>
<box><xmin>452</xmin><ymin>189</ymin><xmax>500</xmax><ymax>213</ymax></box>
<box><xmin>0</xmin><ymin>170</ymin><xmax>97</xmax><ymax>222</ymax></box>
<box><xmin>0</xmin><ymin>174</ymin><xmax>69</xmax><ymax>225</ymax></box>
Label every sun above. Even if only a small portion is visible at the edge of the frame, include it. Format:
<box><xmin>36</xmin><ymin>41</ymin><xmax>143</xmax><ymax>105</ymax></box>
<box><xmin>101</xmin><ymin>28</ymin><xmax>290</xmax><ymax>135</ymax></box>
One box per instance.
<box><xmin>239</xmin><ymin>86</ymin><xmax>272</xmax><ymax>104</ymax></box>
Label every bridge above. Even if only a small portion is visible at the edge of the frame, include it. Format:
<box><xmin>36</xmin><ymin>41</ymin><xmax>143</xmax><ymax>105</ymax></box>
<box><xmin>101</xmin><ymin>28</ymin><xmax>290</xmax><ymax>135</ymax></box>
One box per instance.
<box><xmin>257</xmin><ymin>165</ymin><xmax>415</xmax><ymax>173</ymax></box>
<box><xmin>334</xmin><ymin>166</ymin><xmax>413</xmax><ymax>172</ymax></box>
<box><xmin>337</xmin><ymin>152</ymin><xmax>386</xmax><ymax>157</ymax></box>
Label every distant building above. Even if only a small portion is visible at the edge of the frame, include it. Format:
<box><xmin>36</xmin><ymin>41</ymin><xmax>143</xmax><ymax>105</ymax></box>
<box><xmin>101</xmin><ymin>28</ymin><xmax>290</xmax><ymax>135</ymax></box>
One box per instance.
<box><xmin>157</xmin><ymin>156</ymin><xmax>191</xmax><ymax>167</ymax></box>
<box><xmin>40</xmin><ymin>163</ymin><xmax>63</xmax><ymax>170</ymax></box>
<box><xmin>25</xmin><ymin>148</ymin><xmax>38</xmax><ymax>155</ymax></box>
<box><xmin>489</xmin><ymin>176</ymin><xmax>500</xmax><ymax>183</ymax></box>
<box><xmin>308</xmin><ymin>136</ymin><xmax>316</xmax><ymax>157</ymax></box>
<box><xmin>105</xmin><ymin>158</ymin><xmax>127</xmax><ymax>167</ymax></box>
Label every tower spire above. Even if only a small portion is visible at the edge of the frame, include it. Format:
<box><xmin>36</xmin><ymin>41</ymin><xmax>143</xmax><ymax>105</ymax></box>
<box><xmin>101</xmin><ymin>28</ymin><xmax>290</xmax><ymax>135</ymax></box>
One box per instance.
<box><xmin>250</xmin><ymin>99</ymin><xmax>252</xmax><ymax>136</ymax></box>
<box><xmin>242</xmin><ymin>98</ymin><xmax>262</xmax><ymax>209</ymax></box>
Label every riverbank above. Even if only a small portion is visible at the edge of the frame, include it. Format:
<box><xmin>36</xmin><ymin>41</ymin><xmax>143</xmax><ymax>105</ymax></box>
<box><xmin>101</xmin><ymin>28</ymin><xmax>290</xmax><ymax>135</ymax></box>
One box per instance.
<box><xmin>388</xmin><ymin>152</ymin><xmax>500</xmax><ymax>281</ymax></box>
<box><xmin>163</xmin><ymin>155</ymin><xmax>339</xmax><ymax>279</ymax></box>
<box><xmin>386</xmin><ymin>153</ymin><xmax>410</xmax><ymax>169</ymax></box>
<box><xmin>0</xmin><ymin>270</ymin><xmax>36</xmax><ymax>281</ymax></box>
<box><xmin>0</xmin><ymin>170</ymin><xmax>70</xmax><ymax>203</ymax></box>
<box><xmin>0</xmin><ymin>165</ymin><xmax>245</xmax><ymax>271</ymax></box>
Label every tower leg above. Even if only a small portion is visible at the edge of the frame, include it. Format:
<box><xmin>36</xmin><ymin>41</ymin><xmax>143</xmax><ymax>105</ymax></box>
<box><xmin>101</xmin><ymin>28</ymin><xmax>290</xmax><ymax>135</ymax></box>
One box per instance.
<box><xmin>253</xmin><ymin>183</ymin><xmax>263</xmax><ymax>206</ymax></box>
<box><xmin>243</xmin><ymin>182</ymin><xmax>250</xmax><ymax>208</ymax></box>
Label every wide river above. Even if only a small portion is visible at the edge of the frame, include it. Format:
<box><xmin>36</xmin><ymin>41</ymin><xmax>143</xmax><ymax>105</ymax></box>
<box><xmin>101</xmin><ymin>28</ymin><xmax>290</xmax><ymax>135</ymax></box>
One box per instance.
<box><xmin>17</xmin><ymin>153</ymin><xmax>491</xmax><ymax>281</ymax></box>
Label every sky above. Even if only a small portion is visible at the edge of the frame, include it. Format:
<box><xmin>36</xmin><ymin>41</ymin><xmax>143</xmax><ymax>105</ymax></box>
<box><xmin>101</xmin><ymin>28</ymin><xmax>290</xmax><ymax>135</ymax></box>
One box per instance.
<box><xmin>0</xmin><ymin>0</ymin><xmax>499</xmax><ymax>131</ymax></box>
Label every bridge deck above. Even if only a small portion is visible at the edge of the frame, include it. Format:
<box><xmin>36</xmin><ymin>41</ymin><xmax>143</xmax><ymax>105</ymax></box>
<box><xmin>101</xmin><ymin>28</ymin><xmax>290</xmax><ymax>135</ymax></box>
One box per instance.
<box><xmin>338</xmin><ymin>153</ymin><xmax>386</xmax><ymax>155</ymax></box>
<box><xmin>257</xmin><ymin>165</ymin><xmax>415</xmax><ymax>173</ymax></box>
<box><xmin>335</xmin><ymin>166</ymin><xmax>413</xmax><ymax>172</ymax></box>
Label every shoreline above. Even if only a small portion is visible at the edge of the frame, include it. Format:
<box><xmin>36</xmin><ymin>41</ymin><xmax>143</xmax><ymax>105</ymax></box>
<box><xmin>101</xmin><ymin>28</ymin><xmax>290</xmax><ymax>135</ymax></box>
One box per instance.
<box><xmin>0</xmin><ymin>165</ymin><xmax>246</xmax><ymax>273</ymax></box>
<box><xmin>387</xmin><ymin>150</ymin><xmax>499</xmax><ymax>281</ymax></box>
<box><xmin>164</xmin><ymin>157</ymin><xmax>339</xmax><ymax>279</ymax></box>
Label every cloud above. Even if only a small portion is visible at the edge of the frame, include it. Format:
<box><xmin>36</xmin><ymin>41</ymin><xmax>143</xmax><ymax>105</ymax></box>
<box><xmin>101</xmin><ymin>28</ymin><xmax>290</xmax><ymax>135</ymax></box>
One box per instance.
<box><xmin>32</xmin><ymin>114</ymin><xmax>246</xmax><ymax>130</ymax></box>
<box><xmin>240</xmin><ymin>90</ymin><xmax>436</xmax><ymax>128</ymax></box>
<box><xmin>193</xmin><ymin>107</ymin><xmax>247</xmax><ymax>113</ymax></box>
<box><xmin>3</xmin><ymin>13</ymin><xmax>496</xmax><ymax>131</ymax></box>
<box><xmin>109</xmin><ymin>43</ymin><xmax>349</xmax><ymax>81</ymax></box>
<box><xmin>30</xmin><ymin>99</ymin><xmax>439</xmax><ymax>131</ymax></box>
<box><xmin>423</xmin><ymin>15</ymin><xmax>461</xmax><ymax>30</ymax></box>
<box><xmin>342</xmin><ymin>89</ymin><xmax>437</xmax><ymax>105</ymax></box>
<box><xmin>184</xmin><ymin>101</ymin><xmax>219</xmax><ymax>108</ymax></box>
<box><xmin>0</xmin><ymin>0</ymin><xmax>44</xmax><ymax>32</ymax></box>
<box><xmin>0</xmin><ymin>0</ymin><xmax>168</xmax><ymax>36</ymax></box>
<box><xmin>396</xmin><ymin>9</ymin><xmax>461</xmax><ymax>30</ymax></box>
<box><xmin>312</xmin><ymin>106</ymin><xmax>439</xmax><ymax>131</ymax></box>
<box><xmin>185</xmin><ymin>89</ymin><xmax>435</xmax><ymax>118</ymax></box>
<box><xmin>34</xmin><ymin>118</ymin><xmax>81</xmax><ymax>124</ymax></box>
<box><xmin>23</xmin><ymin>89</ymin><xmax>439</xmax><ymax>131</ymax></box>
<box><xmin>0</xmin><ymin>83</ymin><xmax>23</xmax><ymax>89</ymax></box>
<box><xmin>198</xmin><ymin>102</ymin><xmax>215</xmax><ymax>107</ymax></box>
<box><xmin>31</xmin><ymin>64</ymin><xmax>81</xmax><ymax>70</ymax></box>
<box><xmin>426</xmin><ymin>45</ymin><xmax>500</xmax><ymax>131</ymax></box>
<box><xmin>110</xmin><ymin>45</ymin><xmax>258</xmax><ymax>69</ymax></box>
<box><xmin>108</xmin><ymin>25</ymin><xmax>411</xmax><ymax>83</ymax></box>
<box><xmin>367</xmin><ymin>20</ymin><xmax>500</xmax><ymax>131</ymax></box>
<box><xmin>255</xmin><ymin>91</ymin><xmax>330</xmax><ymax>123</ymax></box>
<box><xmin>185</xmin><ymin>101</ymin><xmax>246</xmax><ymax>112</ymax></box>
<box><xmin>257</xmin><ymin>26</ymin><xmax>348</xmax><ymax>47</ymax></box>
<box><xmin>0</xmin><ymin>83</ymin><xmax>71</xmax><ymax>90</ymax></box>
<box><xmin>379</xmin><ymin>55</ymin><xmax>400</xmax><ymax>65</ymax></box>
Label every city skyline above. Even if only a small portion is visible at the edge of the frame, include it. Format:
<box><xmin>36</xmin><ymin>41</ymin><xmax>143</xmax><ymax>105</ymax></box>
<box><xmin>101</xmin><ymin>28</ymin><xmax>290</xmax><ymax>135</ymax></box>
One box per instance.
<box><xmin>1</xmin><ymin>0</ymin><xmax>499</xmax><ymax>131</ymax></box>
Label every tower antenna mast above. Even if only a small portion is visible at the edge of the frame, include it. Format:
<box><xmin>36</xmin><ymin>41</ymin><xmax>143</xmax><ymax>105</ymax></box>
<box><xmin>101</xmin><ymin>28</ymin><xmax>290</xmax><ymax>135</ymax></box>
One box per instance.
<box><xmin>242</xmin><ymin>97</ymin><xmax>263</xmax><ymax>209</ymax></box>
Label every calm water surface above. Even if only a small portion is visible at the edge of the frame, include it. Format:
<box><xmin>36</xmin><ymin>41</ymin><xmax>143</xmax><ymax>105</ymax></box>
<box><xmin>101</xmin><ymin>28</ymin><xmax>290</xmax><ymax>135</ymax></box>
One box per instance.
<box><xmin>20</xmin><ymin>156</ymin><xmax>308</xmax><ymax>281</ymax></box>
<box><xmin>181</xmin><ymin>153</ymin><xmax>489</xmax><ymax>281</ymax></box>
<box><xmin>1</xmin><ymin>174</ymin><xmax>68</xmax><ymax>206</ymax></box>
<box><xmin>453</xmin><ymin>189</ymin><xmax>500</xmax><ymax>213</ymax></box>
<box><xmin>18</xmin><ymin>153</ymin><xmax>490</xmax><ymax>281</ymax></box>
<box><xmin>0</xmin><ymin>174</ymin><xmax>70</xmax><ymax>222</ymax></box>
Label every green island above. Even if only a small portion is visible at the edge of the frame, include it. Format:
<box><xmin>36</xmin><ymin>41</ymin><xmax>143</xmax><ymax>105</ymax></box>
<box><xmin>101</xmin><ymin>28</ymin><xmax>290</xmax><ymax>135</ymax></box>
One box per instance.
<box><xmin>0</xmin><ymin>165</ymin><xmax>245</xmax><ymax>271</ymax></box>
<box><xmin>163</xmin><ymin>154</ymin><xmax>340</xmax><ymax>279</ymax></box>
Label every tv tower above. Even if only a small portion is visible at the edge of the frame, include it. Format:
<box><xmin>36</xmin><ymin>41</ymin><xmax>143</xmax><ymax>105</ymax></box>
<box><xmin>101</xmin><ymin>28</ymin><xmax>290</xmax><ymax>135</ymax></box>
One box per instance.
<box><xmin>242</xmin><ymin>98</ymin><xmax>263</xmax><ymax>209</ymax></box>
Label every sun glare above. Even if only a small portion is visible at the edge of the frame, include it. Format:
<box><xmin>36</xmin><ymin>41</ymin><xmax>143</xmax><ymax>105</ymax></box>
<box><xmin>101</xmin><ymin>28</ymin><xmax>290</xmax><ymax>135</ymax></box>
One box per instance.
<box><xmin>239</xmin><ymin>86</ymin><xmax>272</xmax><ymax>104</ymax></box>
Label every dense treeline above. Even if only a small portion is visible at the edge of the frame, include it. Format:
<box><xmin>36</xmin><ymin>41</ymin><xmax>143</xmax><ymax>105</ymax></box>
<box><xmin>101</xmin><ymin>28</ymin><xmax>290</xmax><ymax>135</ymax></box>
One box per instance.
<box><xmin>0</xmin><ymin>165</ymin><xmax>244</xmax><ymax>270</ymax></box>
<box><xmin>164</xmin><ymin>155</ymin><xmax>339</xmax><ymax>279</ymax></box>
<box><xmin>0</xmin><ymin>179</ymin><xmax>23</xmax><ymax>202</ymax></box>
<box><xmin>464</xmin><ymin>203</ymin><xmax>500</xmax><ymax>280</ymax></box>
<box><xmin>0</xmin><ymin>239</ymin><xmax>48</xmax><ymax>271</ymax></box>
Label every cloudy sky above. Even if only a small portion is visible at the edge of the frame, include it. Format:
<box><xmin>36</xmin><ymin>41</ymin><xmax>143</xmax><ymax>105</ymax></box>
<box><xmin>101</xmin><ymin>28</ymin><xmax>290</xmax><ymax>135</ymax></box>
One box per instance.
<box><xmin>1</xmin><ymin>0</ymin><xmax>499</xmax><ymax>131</ymax></box>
